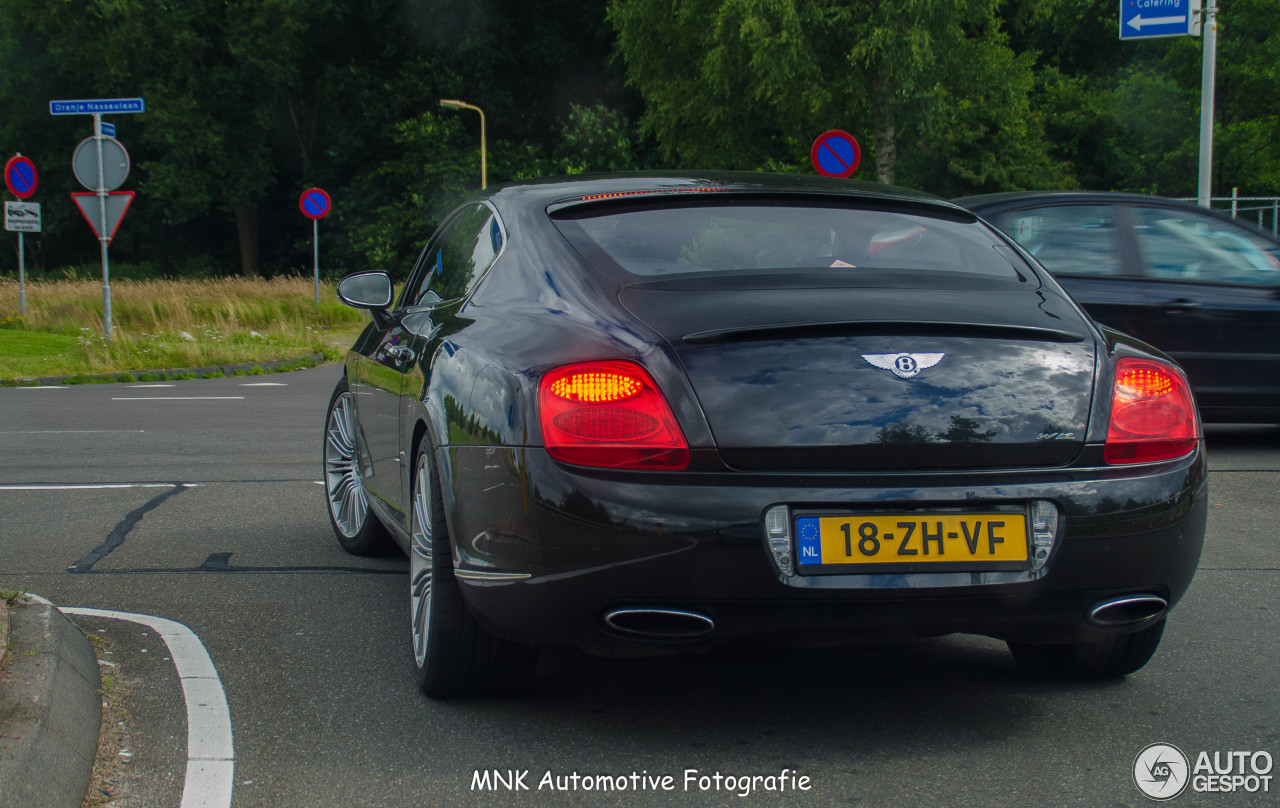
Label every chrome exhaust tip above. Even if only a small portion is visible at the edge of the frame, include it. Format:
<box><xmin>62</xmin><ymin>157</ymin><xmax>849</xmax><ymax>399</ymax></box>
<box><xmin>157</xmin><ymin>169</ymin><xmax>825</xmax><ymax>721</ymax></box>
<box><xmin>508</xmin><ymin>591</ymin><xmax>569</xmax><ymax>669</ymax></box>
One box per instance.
<box><xmin>602</xmin><ymin>608</ymin><xmax>715</xmax><ymax>639</ymax></box>
<box><xmin>1088</xmin><ymin>594</ymin><xmax>1168</xmax><ymax>627</ymax></box>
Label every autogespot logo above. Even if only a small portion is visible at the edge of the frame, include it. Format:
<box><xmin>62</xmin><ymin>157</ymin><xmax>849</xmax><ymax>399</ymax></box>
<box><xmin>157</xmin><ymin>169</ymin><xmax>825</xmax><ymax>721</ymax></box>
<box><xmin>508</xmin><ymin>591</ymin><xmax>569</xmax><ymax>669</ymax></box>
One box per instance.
<box><xmin>1134</xmin><ymin>743</ymin><xmax>1191</xmax><ymax>801</ymax></box>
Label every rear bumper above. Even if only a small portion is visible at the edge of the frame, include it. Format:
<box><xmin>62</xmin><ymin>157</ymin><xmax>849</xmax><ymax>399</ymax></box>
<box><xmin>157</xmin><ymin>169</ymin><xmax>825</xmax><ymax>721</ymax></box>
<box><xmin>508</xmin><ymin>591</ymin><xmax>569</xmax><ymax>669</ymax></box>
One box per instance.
<box><xmin>442</xmin><ymin>444</ymin><xmax>1207</xmax><ymax>653</ymax></box>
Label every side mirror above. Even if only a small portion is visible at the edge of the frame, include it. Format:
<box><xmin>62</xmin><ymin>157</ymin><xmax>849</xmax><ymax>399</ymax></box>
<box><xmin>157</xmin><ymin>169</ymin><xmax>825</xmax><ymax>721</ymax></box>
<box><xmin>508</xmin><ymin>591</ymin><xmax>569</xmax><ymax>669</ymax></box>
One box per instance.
<box><xmin>336</xmin><ymin>271</ymin><xmax>393</xmax><ymax>310</ymax></box>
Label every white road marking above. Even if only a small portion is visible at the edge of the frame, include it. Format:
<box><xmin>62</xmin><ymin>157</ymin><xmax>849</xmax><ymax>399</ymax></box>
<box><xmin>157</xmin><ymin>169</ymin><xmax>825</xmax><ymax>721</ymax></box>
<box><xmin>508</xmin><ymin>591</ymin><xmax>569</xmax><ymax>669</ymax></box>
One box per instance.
<box><xmin>129</xmin><ymin>384</ymin><xmax>177</xmax><ymax>388</ymax></box>
<box><xmin>313</xmin><ymin>480</ymin><xmax>325</xmax><ymax>485</ymax></box>
<box><xmin>111</xmin><ymin>396</ymin><xmax>245</xmax><ymax>401</ymax></box>
<box><xmin>61</xmin><ymin>608</ymin><xmax>234</xmax><ymax>808</ymax></box>
<box><xmin>15</xmin><ymin>385</ymin><xmax>67</xmax><ymax>389</ymax></box>
<box><xmin>238</xmin><ymin>382</ymin><xmax>287</xmax><ymax>387</ymax></box>
<box><xmin>0</xmin><ymin>483</ymin><xmax>201</xmax><ymax>490</ymax></box>
<box><xmin>18</xmin><ymin>430</ymin><xmax>147</xmax><ymax>434</ymax></box>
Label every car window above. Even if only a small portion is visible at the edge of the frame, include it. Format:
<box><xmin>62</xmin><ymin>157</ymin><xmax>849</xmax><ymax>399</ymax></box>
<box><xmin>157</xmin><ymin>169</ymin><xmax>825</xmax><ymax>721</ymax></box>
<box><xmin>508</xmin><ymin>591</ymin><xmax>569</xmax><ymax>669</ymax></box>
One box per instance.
<box><xmin>1132</xmin><ymin>206</ymin><xmax>1280</xmax><ymax>285</ymax></box>
<box><xmin>555</xmin><ymin>203</ymin><xmax>1026</xmax><ymax>280</ymax></box>
<box><xmin>988</xmin><ymin>205</ymin><xmax>1124</xmax><ymax>277</ymax></box>
<box><xmin>405</xmin><ymin>204</ymin><xmax>503</xmax><ymax>307</ymax></box>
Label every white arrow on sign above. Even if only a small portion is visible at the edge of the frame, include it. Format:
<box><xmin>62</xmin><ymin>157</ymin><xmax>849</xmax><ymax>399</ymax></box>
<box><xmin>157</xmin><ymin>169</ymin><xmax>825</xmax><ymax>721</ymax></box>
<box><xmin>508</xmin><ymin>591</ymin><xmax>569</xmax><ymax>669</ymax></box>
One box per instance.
<box><xmin>1127</xmin><ymin>14</ymin><xmax>1187</xmax><ymax>30</ymax></box>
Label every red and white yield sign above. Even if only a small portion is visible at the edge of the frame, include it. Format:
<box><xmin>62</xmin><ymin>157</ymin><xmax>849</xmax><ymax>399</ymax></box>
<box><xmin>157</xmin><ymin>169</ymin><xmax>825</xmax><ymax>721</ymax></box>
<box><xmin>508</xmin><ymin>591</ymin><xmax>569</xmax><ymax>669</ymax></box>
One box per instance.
<box><xmin>810</xmin><ymin>130</ymin><xmax>862</xmax><ymax>178</ymax></box>
<box><xmin>299</xmin><ymin>187</ymin><xmax>331</xmax><ymax>220</ymax></box>
<box><xmin>70</xmin><ymin>191</ymin><xmax>135</xmax><ymax>243</ymax></box>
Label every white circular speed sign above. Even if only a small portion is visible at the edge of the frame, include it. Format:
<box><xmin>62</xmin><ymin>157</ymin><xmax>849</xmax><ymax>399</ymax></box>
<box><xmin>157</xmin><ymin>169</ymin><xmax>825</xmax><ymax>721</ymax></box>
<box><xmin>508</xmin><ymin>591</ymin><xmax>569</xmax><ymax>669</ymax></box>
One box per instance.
<box><xmin>72</xmin><ymin>135</ymin><xmax>130</xmax><ymax>191</ymax></box>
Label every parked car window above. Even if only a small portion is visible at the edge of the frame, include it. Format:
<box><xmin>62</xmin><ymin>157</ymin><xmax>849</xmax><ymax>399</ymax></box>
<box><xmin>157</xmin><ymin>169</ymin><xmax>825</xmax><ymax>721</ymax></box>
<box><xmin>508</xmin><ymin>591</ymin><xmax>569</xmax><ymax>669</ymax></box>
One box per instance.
<box><xmin>988</xmin><ymin>205</ymin><xmax>1124</xmax><ymax>277</ymax></box>
<box><xmin>1132</xmin><ymin>206</ymin><xmax>1280</xmax><ymax>285</ymax></box>
<box><xmin>556</xmin><ymin>203</ymin><xmax>1026</xmax><ymax>280</ymax></box>
<box><xmin>407</xmin><ymin>204</ymin><xmax>502</xmax><ymax>306</ymax></box>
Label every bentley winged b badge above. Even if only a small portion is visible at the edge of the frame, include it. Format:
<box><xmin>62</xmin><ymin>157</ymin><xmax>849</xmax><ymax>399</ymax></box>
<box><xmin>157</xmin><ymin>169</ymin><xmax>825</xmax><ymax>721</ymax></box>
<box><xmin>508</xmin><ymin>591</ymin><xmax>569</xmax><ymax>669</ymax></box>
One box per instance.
<box><xmin>862</xmin><ymin>352</ymin><xmax>945</xmax><ymax>379</ymax></box>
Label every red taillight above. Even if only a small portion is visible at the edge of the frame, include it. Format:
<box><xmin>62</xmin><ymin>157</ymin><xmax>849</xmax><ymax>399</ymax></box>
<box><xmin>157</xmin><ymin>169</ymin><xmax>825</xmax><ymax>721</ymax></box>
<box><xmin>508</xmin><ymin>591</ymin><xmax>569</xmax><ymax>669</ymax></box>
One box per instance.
<box><xmin>539</xmin><ymin>360</ymin><xmax>690</xmax><ymax>470</ymax></box>
<box><xmin>1104</xmin><ymin>357</ymin><xmax>1199</xmax><ymax>464</ymax></box>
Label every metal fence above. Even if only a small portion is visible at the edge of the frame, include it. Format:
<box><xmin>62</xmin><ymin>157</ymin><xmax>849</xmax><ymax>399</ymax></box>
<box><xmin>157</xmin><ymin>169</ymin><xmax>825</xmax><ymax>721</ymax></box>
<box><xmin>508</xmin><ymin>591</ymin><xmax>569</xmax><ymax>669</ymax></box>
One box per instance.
<box><xmin>1178</xmin><ymin>189</ymin><xmax>1280</xmax><ymax>236</ymax></box>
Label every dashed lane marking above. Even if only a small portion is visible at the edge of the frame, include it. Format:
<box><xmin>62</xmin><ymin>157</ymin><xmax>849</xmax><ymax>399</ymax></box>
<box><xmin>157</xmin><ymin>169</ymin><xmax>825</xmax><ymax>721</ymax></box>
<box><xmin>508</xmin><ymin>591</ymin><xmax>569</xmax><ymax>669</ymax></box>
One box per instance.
<box><xmin>0</xmin><ymin>483</ymin><xmax>200</xmax><ymax>490</ymax></box>
<box><xmin>17</xmin><ymin>430</ymin><xmax>147</xmax><ymax>434</ymax></box>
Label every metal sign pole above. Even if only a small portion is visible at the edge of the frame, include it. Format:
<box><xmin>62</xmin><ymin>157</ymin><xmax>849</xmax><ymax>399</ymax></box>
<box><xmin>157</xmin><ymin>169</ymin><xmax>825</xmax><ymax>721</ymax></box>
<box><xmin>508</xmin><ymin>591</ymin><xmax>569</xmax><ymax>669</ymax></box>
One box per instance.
<box><xmin>313</xmin><ymin>219</ymin><xmax>320</xmax><ymax>305</ymax></box>
<box><xmin>298</xmin><ymin>188</ymin><xmax>330</xmax><ymax>303</ymax></box>
<box><xmin>1197</xmin><ymin>2</ymin><xmax>1218</xmax><ymax>209</ymax></box>
<box><xmin>6</xmin><ymin>153</ymin><xmax>38</xmax><ymax>315</ymax></box>
<box><xmin>93</xmin><ymin>113</ymin><xmax>113</xmax><ymax>338</ymax></box>
<box><xmin>17</xmin><ymin>231</ymin><xmax>25</xmax><ymax>315</ymax></box>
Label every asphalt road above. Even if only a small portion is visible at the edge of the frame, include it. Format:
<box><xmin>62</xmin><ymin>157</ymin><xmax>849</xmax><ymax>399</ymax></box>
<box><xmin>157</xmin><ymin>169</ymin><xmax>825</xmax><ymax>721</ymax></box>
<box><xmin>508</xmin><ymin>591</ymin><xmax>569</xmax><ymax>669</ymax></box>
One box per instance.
<box><xmin>1</xmin><ymin>365</ymin><xmax>1277</xmax><ymax>807</ymax></box>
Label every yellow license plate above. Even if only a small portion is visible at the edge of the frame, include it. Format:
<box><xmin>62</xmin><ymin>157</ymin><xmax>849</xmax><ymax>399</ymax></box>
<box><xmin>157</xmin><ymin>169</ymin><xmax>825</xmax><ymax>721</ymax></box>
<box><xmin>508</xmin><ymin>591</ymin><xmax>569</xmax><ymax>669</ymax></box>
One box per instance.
<box><xmin>795</xmin><ymin>512</ymin><xmax>1028</xmax><ymax>568</ymax></box>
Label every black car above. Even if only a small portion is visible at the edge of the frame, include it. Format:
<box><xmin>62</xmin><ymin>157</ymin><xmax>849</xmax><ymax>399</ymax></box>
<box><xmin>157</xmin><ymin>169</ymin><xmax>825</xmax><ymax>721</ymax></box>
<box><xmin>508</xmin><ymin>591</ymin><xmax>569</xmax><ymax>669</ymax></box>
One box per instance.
<box><xmin>958</xmin><ymin>191</ymin><xmax>1280</xmax><ymax>423</ymax></box>
<box><xmin>324</xmin><ymin>173</ymin><xmax>1207</xmax><ymax>697</ymax></box>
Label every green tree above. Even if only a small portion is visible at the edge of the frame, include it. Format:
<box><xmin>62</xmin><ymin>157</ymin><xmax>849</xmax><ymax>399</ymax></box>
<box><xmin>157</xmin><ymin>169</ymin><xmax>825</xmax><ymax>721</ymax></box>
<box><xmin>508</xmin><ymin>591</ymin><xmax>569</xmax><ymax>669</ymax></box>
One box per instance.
<box><xmin>7</xmin><ymin>0</ymin><xmax>342</xmax><ymax>276</ymax></box>
<box><xmin>1212</xmin><ymin>0</ymin><xmax>1280</xmax><ymax>195</ymax></box>
<box><xmin>1005</xmin><ymin>0</ymin><xmax>1280</xmax><ymax>198</ymax></box>
<box><xmin>0</xmin><ymin>0</ymin><xmax>630</xmax><ymax>277</ymax></box>
<box><xmin>609</xmin><ymin>0</ymin><xmax>1070</xmax><ymax>193</ymax></box>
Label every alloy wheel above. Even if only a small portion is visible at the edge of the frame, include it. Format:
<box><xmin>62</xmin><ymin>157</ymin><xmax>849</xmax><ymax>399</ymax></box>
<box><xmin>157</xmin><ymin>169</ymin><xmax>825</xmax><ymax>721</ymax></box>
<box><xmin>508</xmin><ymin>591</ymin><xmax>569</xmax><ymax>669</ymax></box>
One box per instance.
<box><xmin>410</xmin><ymin>453</ymin><xmax>433</xmax><ymax>667</ymax></box>
<box><xmin>324</xmin><ymin>391</ymin><xmax>368</xmax><ymax>538</ymax></box>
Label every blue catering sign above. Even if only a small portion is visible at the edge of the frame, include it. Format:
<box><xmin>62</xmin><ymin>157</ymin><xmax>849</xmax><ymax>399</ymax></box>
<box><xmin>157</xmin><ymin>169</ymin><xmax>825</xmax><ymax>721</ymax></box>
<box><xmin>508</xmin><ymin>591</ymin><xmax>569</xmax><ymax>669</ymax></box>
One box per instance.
<box><xmin>1120</xmin><ymin>0</ymin><xmax>1201</xmax><ymax>40</ymax></box>
<box><xmin>50</xmin><ymin>98</ymin><xmax>146</xmax><ymax>115</ymax></box>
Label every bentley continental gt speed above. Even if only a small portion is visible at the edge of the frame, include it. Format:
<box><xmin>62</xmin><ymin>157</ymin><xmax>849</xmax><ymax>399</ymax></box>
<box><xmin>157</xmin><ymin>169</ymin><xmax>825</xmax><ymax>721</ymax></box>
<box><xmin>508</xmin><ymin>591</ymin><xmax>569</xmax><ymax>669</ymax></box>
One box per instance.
<box><xmin>323</xmin><ymin>173</ymin><xmax>1207</xmax><ymax>697</ymax></box>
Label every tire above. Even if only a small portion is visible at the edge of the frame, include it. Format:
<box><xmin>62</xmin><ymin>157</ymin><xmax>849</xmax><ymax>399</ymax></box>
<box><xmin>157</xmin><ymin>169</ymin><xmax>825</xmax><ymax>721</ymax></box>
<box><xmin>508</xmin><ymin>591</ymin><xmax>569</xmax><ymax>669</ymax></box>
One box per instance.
<box><xmin>409</xmin><ymin>442</ymin><xmax>537</xmax><ymax>698</ymax></box>
<box><xmin>1008</xmin><ymin>619</ymin><xmax>1166</xmax><ymax>679</ymax></box>
<box><xmin>323</xmin><ymin>376</ymin><xmax>390</xmax><ymax>555</ymax></box>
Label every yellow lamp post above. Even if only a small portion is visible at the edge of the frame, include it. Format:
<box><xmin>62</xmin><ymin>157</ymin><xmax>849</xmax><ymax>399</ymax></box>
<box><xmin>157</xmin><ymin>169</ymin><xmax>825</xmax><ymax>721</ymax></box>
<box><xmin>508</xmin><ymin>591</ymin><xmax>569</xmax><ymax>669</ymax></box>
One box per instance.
<box><xmin>438</xmin><ymin>99</ymin><xmax>486</xmax><ymax>190</ymax></box>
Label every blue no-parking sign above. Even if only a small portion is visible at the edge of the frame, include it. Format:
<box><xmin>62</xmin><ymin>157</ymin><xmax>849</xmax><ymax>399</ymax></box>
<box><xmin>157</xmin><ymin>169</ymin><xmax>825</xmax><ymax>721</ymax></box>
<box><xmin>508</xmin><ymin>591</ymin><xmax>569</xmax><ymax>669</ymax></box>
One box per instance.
<box><xmin>4</xmin><ymin>155</ymin><xmax>38</xmax><ymax>199</ymax></box>
<box><xmin>299</xmin><ymin>187</ymin><xmax>331</xmax><ymax>220</ymax></box>
<box><xmin>810</xmin><ymin>131</ymin><xmax>861</xmax><ymax>178</ymax></box>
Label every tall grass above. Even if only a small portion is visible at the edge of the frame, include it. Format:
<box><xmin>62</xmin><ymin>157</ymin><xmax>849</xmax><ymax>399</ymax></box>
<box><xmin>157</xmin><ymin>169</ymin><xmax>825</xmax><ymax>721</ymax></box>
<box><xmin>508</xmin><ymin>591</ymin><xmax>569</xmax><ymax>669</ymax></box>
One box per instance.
<box><xmin>0</xmin><ymin>277</ymin><xmax>368</xmax><ymax>379</ymax></box>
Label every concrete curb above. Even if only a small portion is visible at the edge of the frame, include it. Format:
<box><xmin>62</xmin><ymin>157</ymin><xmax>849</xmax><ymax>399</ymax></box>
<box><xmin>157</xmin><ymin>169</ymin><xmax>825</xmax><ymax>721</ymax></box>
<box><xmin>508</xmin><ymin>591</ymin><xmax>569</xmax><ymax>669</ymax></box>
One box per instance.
<box><xmin>0</xmin><ymin>599</ymin><xmax>8</xmax><ymax>672</ymax></box>
<box><xmin>4</xmin><ymin>351</ymin><xmax>328</xmax><ymax>387</ymax></box>
<box><xmin>0</xmin><ymin>594</ymin><xmax>102</xmax><ymax>808</ymax></box>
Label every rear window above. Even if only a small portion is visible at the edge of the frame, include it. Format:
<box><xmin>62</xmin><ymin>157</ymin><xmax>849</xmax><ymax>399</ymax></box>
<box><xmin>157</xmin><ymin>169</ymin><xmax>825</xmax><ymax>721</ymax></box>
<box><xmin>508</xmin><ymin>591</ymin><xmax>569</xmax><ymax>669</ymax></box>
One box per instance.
<box><xmin>552</xmin><ymin>202</ymin><xmax>1028</xmax><ymax>281</ymax></box>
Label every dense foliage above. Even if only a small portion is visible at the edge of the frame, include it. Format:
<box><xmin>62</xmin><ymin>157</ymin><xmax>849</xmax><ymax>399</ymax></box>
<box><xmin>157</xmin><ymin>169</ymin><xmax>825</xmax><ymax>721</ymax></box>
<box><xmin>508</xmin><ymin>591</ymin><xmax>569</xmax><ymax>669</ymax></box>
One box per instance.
<box><xmin>0</xmin><ymin>0</ymin><xmax>1275</xmax><ymax>278</ymax></box>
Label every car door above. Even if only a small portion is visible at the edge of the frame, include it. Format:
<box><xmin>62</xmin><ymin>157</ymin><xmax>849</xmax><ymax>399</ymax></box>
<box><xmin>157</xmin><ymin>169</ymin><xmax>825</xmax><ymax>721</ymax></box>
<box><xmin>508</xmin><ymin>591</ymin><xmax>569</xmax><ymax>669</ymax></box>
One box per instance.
<box><xmin>984</xmin><ymin>203</ymin><xmax>1153</xmax><ymax>337</ymax></box>
<box><xmin>1122</xmin><ymin>204</ymin><xmax>1280</xmax><ymax>415</ymax></box>
<box><xmin>383</xmin><ymin>204</ymin><xmax>507</xmax><ymax>520</ymax></box>
<box><xmin>353</xmin><ymin>246</ymin><xmax>438</xmax><ymax>518</ymax></box>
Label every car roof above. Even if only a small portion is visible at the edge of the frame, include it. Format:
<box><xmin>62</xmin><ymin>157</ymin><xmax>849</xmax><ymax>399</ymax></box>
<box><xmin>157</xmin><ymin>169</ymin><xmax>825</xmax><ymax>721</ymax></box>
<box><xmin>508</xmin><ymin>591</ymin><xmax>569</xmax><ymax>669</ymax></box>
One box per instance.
<box><xmin>955</xmin><ymin>190</ymin><xmax>1204</xmax><ymax>211</ymax></box>
<box><xmin>954</xmin><ymin>190</ymin><xmax>1280</xmax><ymax>244</ymax></box>
<box><xmin>479</xmin><ymin>171</ymin><xmax>967</xmax><ymax>215</ymax></box>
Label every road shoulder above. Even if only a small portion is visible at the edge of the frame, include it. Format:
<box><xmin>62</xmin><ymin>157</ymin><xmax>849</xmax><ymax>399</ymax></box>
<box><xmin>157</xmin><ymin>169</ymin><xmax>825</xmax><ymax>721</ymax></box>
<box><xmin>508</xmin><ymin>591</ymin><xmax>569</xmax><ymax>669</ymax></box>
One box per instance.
<box><xmin>0</xmin><ymin>594</ymin><xmax>102</xmax><ymax>808</ymax></box>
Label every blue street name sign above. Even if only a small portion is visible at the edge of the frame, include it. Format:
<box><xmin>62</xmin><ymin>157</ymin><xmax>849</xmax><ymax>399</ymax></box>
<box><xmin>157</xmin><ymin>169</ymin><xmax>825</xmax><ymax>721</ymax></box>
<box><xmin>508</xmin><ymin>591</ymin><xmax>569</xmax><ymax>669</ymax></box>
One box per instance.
<box><xmin>49</xmin><ymin>98</ymin><xmax>146</xmax><ymax>115</ymax></box>
<box><xmin>100</xmin><ymin>123</ymin><xmax>116</xmax><ymax>138</ymax></box>
<box><xmin>1120</xmin><ymin>0</ymin><xmax>1200</xmax><ymax>40</ymax></box>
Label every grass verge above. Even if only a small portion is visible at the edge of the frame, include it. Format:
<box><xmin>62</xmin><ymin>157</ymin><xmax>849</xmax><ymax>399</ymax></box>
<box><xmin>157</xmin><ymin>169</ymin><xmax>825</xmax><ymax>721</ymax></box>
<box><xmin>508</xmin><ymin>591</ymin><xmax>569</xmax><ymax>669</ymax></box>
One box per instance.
<box><xmin>0</xmin><ymin>277</ymin><xmax>367</xmax><ymax>381</ymax></box>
